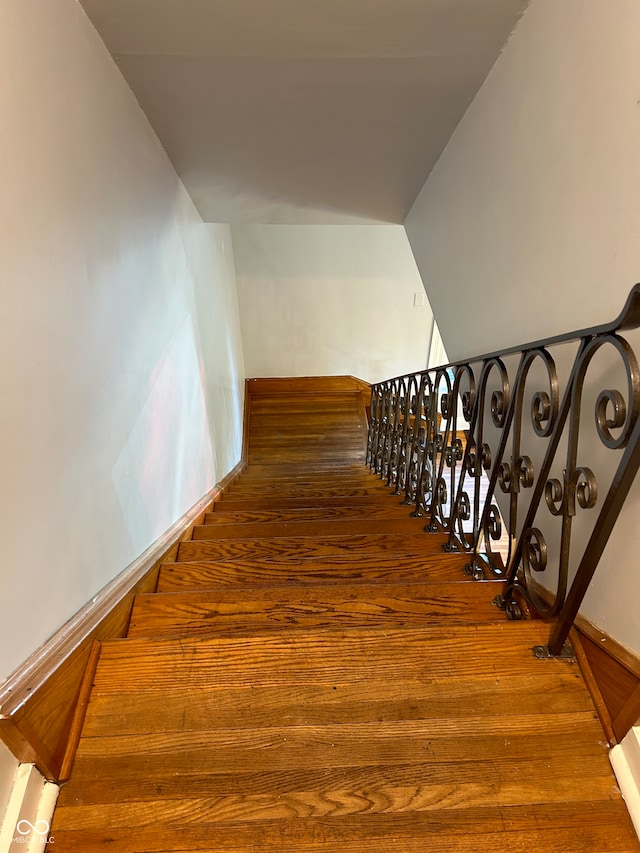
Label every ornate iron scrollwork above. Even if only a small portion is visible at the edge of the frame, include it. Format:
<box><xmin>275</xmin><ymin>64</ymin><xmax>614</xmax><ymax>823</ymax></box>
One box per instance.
<box><xmin>366</xmin><ymin>285</ymin><xmax>640</xmax><ymax>656</ymax></box>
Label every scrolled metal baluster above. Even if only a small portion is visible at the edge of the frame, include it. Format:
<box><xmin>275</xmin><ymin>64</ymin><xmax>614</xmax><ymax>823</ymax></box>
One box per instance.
<box><xmin>596</xmin><ymin>389</ymin><xmax>627</xmax><ymax>447</ymax></box>
<box><xmin>480</xmin><ymin>443</ymin><xmax>492</xmax><ymax>471</ymax></box>
<box><xmin>391</xmin><ymin>377</ymin><xmax>418</xmax><ymax>495</ymax></box>
<box><xmin>477</xmin><ymin>348</ymin><xmax>558</xmax><ymax>580</ymax></box>
<box><xmin>498</xmin><ymin>460</ymin><xmax>512</xmax><ymax>493</ymax></box>
<box><xmin>415</xmin><ymin>374</ymin><xmax>444</xmax><ymax>518</ymax></box>
<box><xmin>545</xmin><ymin>467</ymin><xmax>598</xmax><ymax>517</ymax></box>
<box><xmin>543</xmin><ymin>335</ymin><xmax>637</xmax><ymax>620</ymax></box>
<box><xmin>447</xmin><ymin>363</ymin><xmax>482</xmax><ymax>553</ymax></box>
<box><xmin>400</xmin><ymin>373</ymin><xmax>428</xmax><ymax>509</ymax></box>
<box><xmin>380</xmin><ymin>380</ymin><xmax>399</xmax><ymax>481</ymax></box>
<box><xmin>425</xmin><ymin>367</ymin><xmax>458</xmax><ymax>531</ymax></box>
<box><xmin>491</xmin><ymin>387</ymin><xmax>509</xmax><ymax>428</ymax></box>
<box><xmin>366</xmin><ymin>385</ymin><xmax>380</xmax><ymax>467</ymax></box>
<box><xmin>532</xmin><ymin>389</ymin><xmax>555</xmax><ymax>437</ymax></box>
<box><xmin>516</xmin><ymin>455</ymin><xmax>535</xmax><ymax>489</ymax></box>
<box><xmin>429</xmin><ymin>364</ymin><xmax>475</xmax><ymax>541</ymax></box>
<box><xmin>451</xmin><ymin>358</ymin><xmax>510</xmax><ymax>567</ymax></box>
<box><xmin>458</xmin><ymin>491</ymin><xmax>471</xmax><ymax>521</ymax></box>
<box><xmin>504</xmin><ymin>331</ymin><xmax>640</xmax><ymax>642</ymax></box>
<box><xmin>372</xmin><ymin>383</ymin><xmax>391</xmax><ymax>475</ymax></box>
<box><xmin>515</xmin><ymin>526</ymin><xmax>561</xmax><ymax>618</ymax></box>
<box><xmin>397</xmin><ymin>375</ymin><xmax>423</xmax><ymax>499</ymax></box>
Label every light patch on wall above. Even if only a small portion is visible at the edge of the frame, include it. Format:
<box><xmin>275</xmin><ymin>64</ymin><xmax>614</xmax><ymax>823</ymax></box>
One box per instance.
<box><xmin>112</xmin><ymin>320</ymin><xmax>214</xmax><ymax>553</ymax></box>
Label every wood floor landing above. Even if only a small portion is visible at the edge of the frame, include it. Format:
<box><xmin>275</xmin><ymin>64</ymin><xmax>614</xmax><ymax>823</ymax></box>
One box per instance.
<box><xmin>49</xmin><ymin>380</ymin><xmax>639</xmax><ymax>852</ymax></box>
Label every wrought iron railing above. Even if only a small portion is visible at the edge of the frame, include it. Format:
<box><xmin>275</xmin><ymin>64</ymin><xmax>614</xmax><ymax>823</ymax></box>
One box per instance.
<box><xmin>367</xmin><ymin>285</ymin><xmax>640</xmax><ymax>656</ymax></box>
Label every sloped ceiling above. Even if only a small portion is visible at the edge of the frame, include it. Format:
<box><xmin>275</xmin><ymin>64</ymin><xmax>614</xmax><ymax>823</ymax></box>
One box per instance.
<box><xmin>78</xmin><ymin>0</ymin><xmax>529</xmax><ymax>224</ymax></box>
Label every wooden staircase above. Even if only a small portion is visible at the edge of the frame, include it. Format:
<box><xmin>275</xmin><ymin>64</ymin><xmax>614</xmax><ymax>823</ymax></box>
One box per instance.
<box><xmin>50</xmin><ymin>379</ymin><xmax>639</xmax><ymax>851</ymax></box>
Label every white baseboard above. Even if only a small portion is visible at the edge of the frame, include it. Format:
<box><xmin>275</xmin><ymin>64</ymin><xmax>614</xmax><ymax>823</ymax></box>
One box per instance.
<box><xmin>610</xmin><ymin>726</ymin><xmax>640</xmax><ymax>842</ymax></box>
<box><xmin>0</xmin><ymin>745</ymin><xmax>58</xmax><ymax>852</ymax></box>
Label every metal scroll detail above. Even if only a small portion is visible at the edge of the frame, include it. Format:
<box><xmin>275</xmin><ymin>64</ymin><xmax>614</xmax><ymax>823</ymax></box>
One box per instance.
<box><xmin>367</xmin><ymin>285</ymin><xmax>640</xmax><ymax>654</ymax></box>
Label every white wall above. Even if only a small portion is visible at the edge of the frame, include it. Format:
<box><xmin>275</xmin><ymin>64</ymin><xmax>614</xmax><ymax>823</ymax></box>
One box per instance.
<box><xmin>406</xmin><ymin>0</ymin><xmax>640</xmax><ymax>360</ymax></box>
<box><xmin>405</xmin><ymin>0</ymin><xmax>640</xmax><ymax>653</ymax></box>
<box><xmin>0</xmin><ymin>0</ymin><xmax>245</xmax><ymax>681</ymax></box>
<box><xmin>233</xmin><ymin>225</ymin><xmax>434</xmax><ymax>383</ymax></box>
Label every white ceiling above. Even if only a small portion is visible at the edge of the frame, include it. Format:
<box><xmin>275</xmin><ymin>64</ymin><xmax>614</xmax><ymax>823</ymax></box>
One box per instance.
<box><xmin>79</xmin><ymin>0</ymin><xmax>530</xmax><ymax>224</ymax></box>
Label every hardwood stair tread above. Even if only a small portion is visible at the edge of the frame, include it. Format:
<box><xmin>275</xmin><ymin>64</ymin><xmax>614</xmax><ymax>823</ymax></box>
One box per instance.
<box><xmin>191</xmin><ymin>517</ymin><xmax>429</xmax><ymax>540</ymax></box>
<box><xmin>202</xmin><ymin>504</ymin><xmax>419</xmax><ymax>524</ymax></box>
<box><xmin>156</xmin><ymin>554</ymin><xmax>472</xmax><ymax>591</ymax></box>
<box><xmin>213</xmin><ymin>494</ymin><xmax>412</xmax><ymax>510</ymax></box>
<box><xmin>221</xmin><ymin>487</ymin><xmax>392</xmax><ymax>500</ymax></box>
<box><xmin>127</xmin><ymin>580</ymin><xmax>504</xmax><ymax>638</ymax></box>
<box><xmin>176</xmin><ymin>533</ymin><xmax>451</xmax><ymax>562</ymax></box>
<box><xmin>227</xmin><ymin>470</ymin><xmax>387</xmax><ymax>485</ymax></box>
<box><xmin>81</xmin><ymin>671</ymin><xmax>597</xmax><ymax>735</ymax></box>
<box><xmin>231</xmin><ymin>470</ymin><xmax>381</xmax><ymax>483</ymax></box>
<box><xmin>84</xmin><ymin>621</ymin><xmax>603</xmax><ymax>683</ymax></box>
<box><xmin>235</xmin><ymin>463</ymin><xmax>373</xmax><ymax>475</ymax></box>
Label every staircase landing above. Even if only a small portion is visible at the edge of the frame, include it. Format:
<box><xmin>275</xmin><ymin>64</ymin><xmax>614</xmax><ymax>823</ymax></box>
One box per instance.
<box><xmin>49</xmin><ymin>380</ymin><xmax>639</xmax><ymax>852</ymax></box>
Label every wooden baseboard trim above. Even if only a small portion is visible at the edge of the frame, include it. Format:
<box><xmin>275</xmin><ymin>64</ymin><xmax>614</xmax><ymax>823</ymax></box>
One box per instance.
<box><xmin>570</xmin><ymin>628</ymin><xmax>616</xmax><ymax>745</ymax></box>
<box><xmin>574</xmin><ymin>613</ymin><xmax>640</xmax><ymax>680</ymax></box>
<box><xmin>572</xmin><ymin>614</ymin><xmax>640</xmax><ymax>742</ymax></box>
<box><xmin>59</xmin><ymin>640</ymin><xmax>101</xmax><ymax>782</ymax></box>
<box><xmin>0</xmin><ymin>458</ymin><xmax>245</xmax><ymax>782</ymax></box>
<box><xmin>242</xmin><ymin>378</ymin><xmax>252</xmax><ymax>465</ymax></box>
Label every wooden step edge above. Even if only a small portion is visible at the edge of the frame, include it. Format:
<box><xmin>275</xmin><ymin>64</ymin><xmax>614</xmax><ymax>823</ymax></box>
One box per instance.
<box><xmin>142</xmin><ymin>576</ymin><xmax>506</xmax><ymax>598</ymax></box>
<box><xmin>95</xmin><ymin>618</ymin><xmax>556</xmax><ymax>654</ymax></box>
<box><xmin>190</xmin><ymin>518</ymin><xmax>431</xmax><ymax>541</ymax></box>
<box><xmin>214</xmin><ymin>494</ymin><xmax>415</xmax><ymax>510</ymax></box>
<box><xmin>211</xmin><ymin>493</ymin><xmax>416</xmax><ymax>512</ymax></box>
<box><xmin>246</xmin><ymin>375</ymin><xmax>370</xmax><ymax>396</ymax></box>
<box><xmin>237</xmin><ymin>463</ymin><xmax>373</xmax><ymax>474</ymax></box>
<box><xmin>201</xmin><ymin>506</ymin><xmax>416</xmax><ymax>524</ymax></box>
<box><xmin>230</xmin><ymin>474</ymin><xmax>385</xmax><ymax>487</ymax></box>
<box><xmin>222</xmin><ymin>489</ymin><xmax>394</xmax><ymax>500</ymax></box>
<box><xmin>154</xmin><ymin>554</ymin><xmax>479</xmax><ymax>593</ymax></box>
<box><xmin>226</xmin><ymin>478</ymin><xmax>391</xmax><ymax>489</ymax></box>
<box><xmin>127</xmin><ymin>600</ymin><xmax>510</xmax><ymax>641</ymax></box>
<box><xmin>175</xmin><ymin>541</ymin><xmax>453</xmax><ymax>565</ymax></box>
